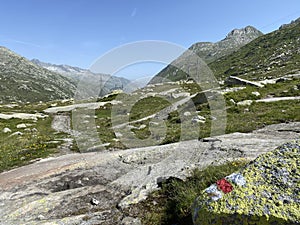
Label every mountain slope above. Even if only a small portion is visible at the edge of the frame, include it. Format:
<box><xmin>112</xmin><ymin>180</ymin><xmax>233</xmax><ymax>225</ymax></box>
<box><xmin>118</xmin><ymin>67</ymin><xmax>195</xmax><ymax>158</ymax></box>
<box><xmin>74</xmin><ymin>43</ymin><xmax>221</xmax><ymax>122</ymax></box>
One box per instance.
<box><xmin>210</xmin><ymin>18</ymin><xmax>300</xmax><ymax>81</ymax></box>
<box><xmin>32</xmin><ymin>59</ymin><xmax>131</xmax><ymax>95</ymax></box>
<box><xmin>149</xmin><ymin>26</ymin><xmax>263</xmax><ymax>84</ymax></box>
<box><xmin>190</xmin><ymin>26</ymin><xmax>263</xmax><ymax>63</ymax></box>
<box><xmin>0</xmin><ymin>47</ymin><xmax>76</xmax><ymax>103</ymax></box>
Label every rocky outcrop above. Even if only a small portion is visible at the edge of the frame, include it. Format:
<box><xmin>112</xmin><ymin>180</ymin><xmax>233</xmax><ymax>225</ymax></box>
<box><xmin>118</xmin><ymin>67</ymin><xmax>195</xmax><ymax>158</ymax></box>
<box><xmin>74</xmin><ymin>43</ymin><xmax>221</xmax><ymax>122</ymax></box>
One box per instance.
<box><xmin>225</xmin><ymin>76</ymin><xmax>264</xmax><ymax>87</ymax></box>
<box><xmin>0</xmin><ymin>122</ymin><xmax>299</xmax><ymax>224</ymax></box>
<box><xmin>193</xmin><ymin>140</ymin><xmax>300</xmax><ymax>225</ymax></box>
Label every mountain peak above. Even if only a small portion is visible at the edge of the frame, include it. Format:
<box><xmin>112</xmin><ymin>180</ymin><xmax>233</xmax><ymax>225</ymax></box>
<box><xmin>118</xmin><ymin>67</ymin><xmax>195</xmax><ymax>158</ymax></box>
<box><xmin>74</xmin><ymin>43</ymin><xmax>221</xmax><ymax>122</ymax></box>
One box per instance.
<box><xmin>226</xmin><ymin>26</ymin><xmax>263</xmax><ymax>39</ymax></box>
<box><xmin>149</xmin><ymin>25</ymin><xmax>263</xmax><ymax>84</ymax></box>
<box><xmin>31</xmin><ymin>58</ymin><xmax>42</xmax><ymax>64</ymax></box>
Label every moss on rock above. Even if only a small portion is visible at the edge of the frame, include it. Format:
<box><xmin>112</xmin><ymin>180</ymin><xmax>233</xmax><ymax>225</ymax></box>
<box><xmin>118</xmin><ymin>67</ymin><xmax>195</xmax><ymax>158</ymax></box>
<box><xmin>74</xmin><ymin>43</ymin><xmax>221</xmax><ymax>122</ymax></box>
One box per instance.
<box><xmin>193</xmin><ymin>140</ymin><xmax>300</xmax><ymax>225</ymax></box>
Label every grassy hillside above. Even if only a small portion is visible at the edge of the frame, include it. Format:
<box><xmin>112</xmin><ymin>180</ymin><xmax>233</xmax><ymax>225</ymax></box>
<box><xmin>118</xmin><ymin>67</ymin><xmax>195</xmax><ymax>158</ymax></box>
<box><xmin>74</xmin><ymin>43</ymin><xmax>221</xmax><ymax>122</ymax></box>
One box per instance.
<box><xmin>150</xmin><ymin>19</ymin><xmax>299</xmax><ymax>85</ymax></box>
<box><xmin>149</xmin><ymin>26</ymin><xmax>263</xmax><ymax>84</ymax></box>
<box><xmin>210</xmin><ymin>18</ymin><xmax>300</xmax><ymax>81</ymax></box>
<box><xmin>0</xmin><ymin>47</ymin><xmax>76</xmax><ymax>103</ymax></box>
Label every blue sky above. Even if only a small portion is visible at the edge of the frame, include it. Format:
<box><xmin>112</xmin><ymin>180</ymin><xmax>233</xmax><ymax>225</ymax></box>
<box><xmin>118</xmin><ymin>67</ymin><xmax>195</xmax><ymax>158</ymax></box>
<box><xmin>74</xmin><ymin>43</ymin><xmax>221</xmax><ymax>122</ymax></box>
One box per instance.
<box><xmin>0</xmin><ymin>0</ymin><xmax>299</xmax><ymax>80</ymax></box>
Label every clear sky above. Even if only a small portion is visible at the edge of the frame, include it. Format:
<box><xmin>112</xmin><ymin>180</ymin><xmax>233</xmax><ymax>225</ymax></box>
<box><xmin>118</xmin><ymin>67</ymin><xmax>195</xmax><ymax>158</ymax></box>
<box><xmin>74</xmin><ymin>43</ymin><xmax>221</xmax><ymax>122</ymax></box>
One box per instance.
<box><xmin>0</xmin><ymin>0</ymin><xmax>299</xmax><ymax>80</ymax></box>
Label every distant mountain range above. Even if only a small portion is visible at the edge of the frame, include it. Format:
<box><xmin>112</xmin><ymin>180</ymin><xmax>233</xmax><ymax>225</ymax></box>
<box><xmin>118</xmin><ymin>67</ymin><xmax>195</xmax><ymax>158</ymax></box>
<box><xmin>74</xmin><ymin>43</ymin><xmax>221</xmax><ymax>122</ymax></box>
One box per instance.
<box><xmin>31</xmin><ymin>59</ymin><xmax>131</xmax><ymax>95</ymax></box>
<box><xmin>0</xmin><ymin>46</ymin><xmax>131</xmax><ymax>104</ymax></box>
<box><xmin>0</xmin><ymin>18</ymin><xmax>299</xmax><ymax>104</ymax></box>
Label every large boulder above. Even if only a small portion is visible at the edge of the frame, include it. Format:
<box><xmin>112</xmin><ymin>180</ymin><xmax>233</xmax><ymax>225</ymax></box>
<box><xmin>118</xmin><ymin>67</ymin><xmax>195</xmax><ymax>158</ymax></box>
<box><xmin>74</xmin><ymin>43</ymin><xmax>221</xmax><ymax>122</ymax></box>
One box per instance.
<box><xmin>193</xmin><ymin>140</ymin><xmax>300</xmax><ymax>225</ymax></box>
<box><xmin>225</xmin><ymin>76</ymin><xmax>264</xmax><ymax>87</ymax></box>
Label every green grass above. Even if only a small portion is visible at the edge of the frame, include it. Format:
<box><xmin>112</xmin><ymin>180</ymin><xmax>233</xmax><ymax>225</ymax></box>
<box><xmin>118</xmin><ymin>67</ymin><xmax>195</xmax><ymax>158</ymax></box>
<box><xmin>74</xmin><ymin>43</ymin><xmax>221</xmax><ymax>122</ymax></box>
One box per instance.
<box><xmin>129</xmin><ymin>96</ymin><xmax>171</xmax><ymax>121</ymax></box>
<box><xmin>179</xmin><ymin>81</ymin><xmax>203</xmax><ymax>95</ymax></box>
<box><xmin>224</xmin><ymin>77</ymin><xmax>300</xmax><ymax>103</ymax></box>
<box><xmin>226</xmin><ymin>100</ymin><xmax>300</xmax><ymax>133</ymax></box>
<box><xmin>0</xmin><ymin>76</ymin><xmax>298</xmax><ymax>170</ymax></box>
<box><xmin>0</xmin><ymin>100</ymin><xmax>79</xmax><ymax>171</ymax></box>
<box><xmin>0</xmin><ymin>116</ymin><xmax>64</xmax><ymax>172</ymax></box>
<box><xmin>124</xmin><ymin>159</ymin><xmax>249</xmax><ymax>225</ymax></box>
<box><xmin>97</xmin><ymin>78</ymin><xmax>299</xmax><ymax>148</ymax></box>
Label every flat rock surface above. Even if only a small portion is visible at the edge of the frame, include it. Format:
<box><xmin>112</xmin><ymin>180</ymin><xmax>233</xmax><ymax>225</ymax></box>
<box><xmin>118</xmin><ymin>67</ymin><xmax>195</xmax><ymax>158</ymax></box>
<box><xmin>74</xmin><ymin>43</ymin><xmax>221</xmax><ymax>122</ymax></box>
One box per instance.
<box><xmin>0</xmin><ymin>122</ymin><xmax>299</xmax><ymax>225</ymax></box>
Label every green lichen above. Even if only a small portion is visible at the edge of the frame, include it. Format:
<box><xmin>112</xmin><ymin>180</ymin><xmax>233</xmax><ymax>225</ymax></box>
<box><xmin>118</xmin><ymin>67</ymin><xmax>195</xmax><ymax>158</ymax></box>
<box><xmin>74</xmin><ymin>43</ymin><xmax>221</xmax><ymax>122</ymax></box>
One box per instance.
<box><xmin>193</xmin><ymin>140</ymin><xmax>300</xmax><ymax>225</ymax></box>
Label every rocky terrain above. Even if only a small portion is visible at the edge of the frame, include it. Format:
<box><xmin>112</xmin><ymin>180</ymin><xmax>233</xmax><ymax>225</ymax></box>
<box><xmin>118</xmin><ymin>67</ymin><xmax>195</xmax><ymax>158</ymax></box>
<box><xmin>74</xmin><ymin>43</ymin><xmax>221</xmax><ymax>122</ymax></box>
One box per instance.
<box><xmin>0</xmin><ymin>18</ymin><xmax>299</xmax><ymax>225</ymax></box>
<box><xmin>189</xmin><ymin>26</ymin><xmax>263</xmax><ymax>63</ymax></box>
<box><xmin>0</xmin><ymin>122</ymin><xmax>299</xmax><ymax>225</ymax></box>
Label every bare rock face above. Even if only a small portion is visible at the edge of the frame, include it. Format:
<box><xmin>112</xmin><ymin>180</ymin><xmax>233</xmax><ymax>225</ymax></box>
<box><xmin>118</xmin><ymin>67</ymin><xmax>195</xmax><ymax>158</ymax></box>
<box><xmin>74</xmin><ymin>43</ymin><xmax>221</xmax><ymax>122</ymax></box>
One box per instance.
<box><xmin>193</xmin><ymin>140</ymin><xmax>300</xmax><ymax>225</ymax></box>
<box><xmin>0</xmin><ymin>122</ymin><xmax>299</xmax><ymax>224</ymax></box>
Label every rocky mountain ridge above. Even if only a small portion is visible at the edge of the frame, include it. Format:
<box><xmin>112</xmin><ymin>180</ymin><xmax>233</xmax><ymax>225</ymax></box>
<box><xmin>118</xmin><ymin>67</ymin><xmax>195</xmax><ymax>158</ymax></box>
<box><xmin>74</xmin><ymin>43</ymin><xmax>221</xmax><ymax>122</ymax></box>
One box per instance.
<box><xmin>190</xmin><ymin>26</ymin><xmax>263</xmax><ymax>62</ymax></box>
<box><xmin>32</xmin><ymin>59</ymin><xmax>131</xmax><ymax>95</ymax></box>
<box><xmin>210</xmin><ymin>17</ymin><xmax>300</xmax><ymax>81</ymax></box>
<box><xmin>31</xmin><ymin>59</ymin><xmax>87</xmax><ymax>79</ymax></box>
<box><xmin>149</xmin><ymin>26</ymin><xmax>263</xmax><ymax>84</ymax></box>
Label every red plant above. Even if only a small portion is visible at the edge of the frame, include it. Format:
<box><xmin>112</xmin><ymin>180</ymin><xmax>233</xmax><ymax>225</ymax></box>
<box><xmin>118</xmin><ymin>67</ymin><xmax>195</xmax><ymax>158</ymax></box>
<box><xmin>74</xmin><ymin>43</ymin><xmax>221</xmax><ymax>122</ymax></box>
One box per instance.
<box><xmin>216</xmin><ymin>178</ymin><xmax>233</xmax><ymax>193</ymax></box>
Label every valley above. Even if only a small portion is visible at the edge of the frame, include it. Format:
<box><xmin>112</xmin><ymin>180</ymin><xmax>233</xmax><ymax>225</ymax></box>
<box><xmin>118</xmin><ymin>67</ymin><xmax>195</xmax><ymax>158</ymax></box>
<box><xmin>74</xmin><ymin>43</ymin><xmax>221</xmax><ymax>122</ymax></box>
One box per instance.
<box><xmin>0</xmin><ymin>16</ymin><xmax>299</xmax><ymax>225</ymax></box>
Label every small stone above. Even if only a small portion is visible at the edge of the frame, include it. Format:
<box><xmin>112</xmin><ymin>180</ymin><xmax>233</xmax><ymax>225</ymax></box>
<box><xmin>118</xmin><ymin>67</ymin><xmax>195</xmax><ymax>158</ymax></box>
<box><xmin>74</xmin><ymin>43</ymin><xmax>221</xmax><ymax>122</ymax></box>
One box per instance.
<box><xmin>16</xmin><ymin>123</ymin><xmax>27</xmax><ymax>129</ymax></box>
<box><xmin>191</xmin><ymin>115</ymin><xmax>206</xmax><ymax>124</ymax></box>
<box><xmin>237</xmin><ymin>100</ymin><xmax>253</xmax><ymax>106</ymax></box>
<box><xmin>121</xmin><ymin>217</ymin><xmax>142</xmax><ymax>225</ymax></box>
<box><xmin>90</xmin><ymin>198</ymin><xmax>99</xmax><ymax>205</ymax></box>
<box><xmin>251</xmin><ymin>91</ymin><xmax>261</xmax><ymax>97</ymax></box>
<box><xmin>3</xmin><ymin>127</ymin><xmax>12</xmax><ymax>133</ymax></box>
<box><xmin>10</xmin><ymin>131</ymin><xmax>23</xmax><ymax>136</ymax></box>
<box><xmin>138</xmin><ymin>124</ymin><xmax>147</xmax><ymax>129</ymax></box>
<box><xmin>184</xmin><ymin>111</ymin><xmax>192</xmax><ymax>116</ymax></box>
<box><xmin>37</xmin><ymin>215</ymin><xmax>45</xmax><ymax>220</ymax></box>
